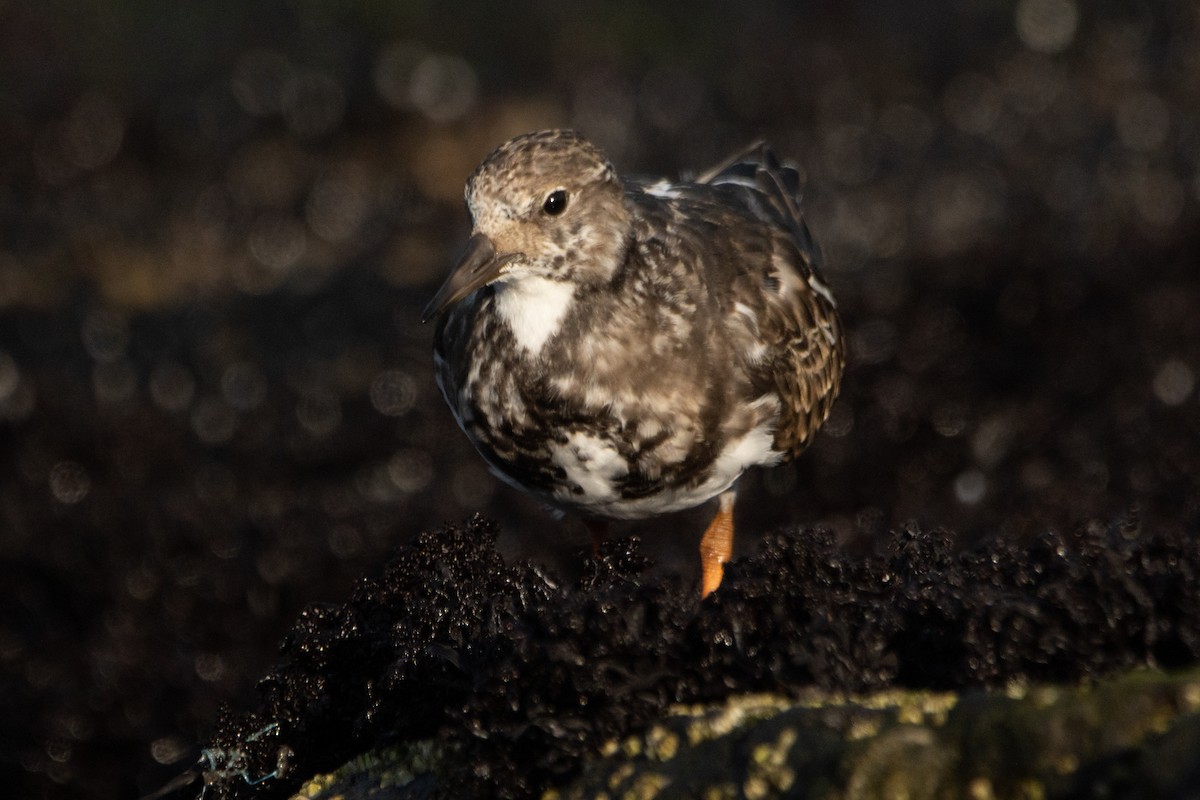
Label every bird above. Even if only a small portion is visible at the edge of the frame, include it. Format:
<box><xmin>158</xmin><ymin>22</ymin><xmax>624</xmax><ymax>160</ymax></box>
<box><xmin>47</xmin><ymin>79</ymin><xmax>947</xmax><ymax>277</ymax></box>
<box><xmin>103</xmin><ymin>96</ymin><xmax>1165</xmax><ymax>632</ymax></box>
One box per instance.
<box><xmin>423</xmin><ymin>130</ymin><xmax>844</xmax><ymax>597</ymax></box>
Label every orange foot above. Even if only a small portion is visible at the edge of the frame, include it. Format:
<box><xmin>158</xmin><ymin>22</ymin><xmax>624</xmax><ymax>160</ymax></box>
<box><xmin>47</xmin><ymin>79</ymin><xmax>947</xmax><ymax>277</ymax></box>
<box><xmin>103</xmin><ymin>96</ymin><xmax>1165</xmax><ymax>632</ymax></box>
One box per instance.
<box><xmin>699</xmin><ymin>490</ymin><xmax>736</xmax><ymax>598</ymax></box>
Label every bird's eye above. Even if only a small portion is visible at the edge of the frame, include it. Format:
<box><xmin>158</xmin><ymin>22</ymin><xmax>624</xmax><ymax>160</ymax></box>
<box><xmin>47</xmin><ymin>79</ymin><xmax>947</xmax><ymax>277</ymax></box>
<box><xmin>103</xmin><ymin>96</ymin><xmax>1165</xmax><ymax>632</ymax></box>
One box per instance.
<box><xmin>542</xmin><ymin>189</ymin><xmax>568</xmax><ymax>216</ymax></box>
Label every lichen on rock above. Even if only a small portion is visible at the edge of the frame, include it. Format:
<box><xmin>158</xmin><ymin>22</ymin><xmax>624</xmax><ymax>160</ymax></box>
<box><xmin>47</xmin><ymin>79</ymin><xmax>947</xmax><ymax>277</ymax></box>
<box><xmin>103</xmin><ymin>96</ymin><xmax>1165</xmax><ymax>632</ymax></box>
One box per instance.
<box><xmin>291</xmin><ymin>669</ymin><xmax>1200</xmax><ymax>799</ymax></box>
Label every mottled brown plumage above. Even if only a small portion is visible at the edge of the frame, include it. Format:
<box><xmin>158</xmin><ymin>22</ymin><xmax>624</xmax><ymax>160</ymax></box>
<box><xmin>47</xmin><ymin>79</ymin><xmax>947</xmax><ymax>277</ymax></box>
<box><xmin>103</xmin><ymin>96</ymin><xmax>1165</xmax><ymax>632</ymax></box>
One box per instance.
<box><xmin>425</xmin><ymin>130</ymin><xmax>844</xmax><ymax>595</ymax></box>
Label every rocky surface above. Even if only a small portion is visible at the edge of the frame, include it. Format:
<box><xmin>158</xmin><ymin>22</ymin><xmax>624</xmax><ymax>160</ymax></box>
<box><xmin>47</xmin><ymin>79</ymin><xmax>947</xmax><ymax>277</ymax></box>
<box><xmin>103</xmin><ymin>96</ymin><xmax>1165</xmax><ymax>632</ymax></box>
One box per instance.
<box><xmin>190</xmin><ymin>516</ymin><xmax>1200</xmax><ymax>799</ymax></box>
<box><xmin>292</xmin><ymin>671</ymin><xmax>1200</xmax><ymax>800</ymax></box>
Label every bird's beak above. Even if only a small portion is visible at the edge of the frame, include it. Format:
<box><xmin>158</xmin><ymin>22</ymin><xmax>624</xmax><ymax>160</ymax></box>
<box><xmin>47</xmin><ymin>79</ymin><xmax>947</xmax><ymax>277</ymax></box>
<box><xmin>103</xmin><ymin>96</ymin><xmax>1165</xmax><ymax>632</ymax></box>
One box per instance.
<box><xmin>421</xmin><ymin>233</ymin><xmax>514</xmax><ymax>322</ymax></box>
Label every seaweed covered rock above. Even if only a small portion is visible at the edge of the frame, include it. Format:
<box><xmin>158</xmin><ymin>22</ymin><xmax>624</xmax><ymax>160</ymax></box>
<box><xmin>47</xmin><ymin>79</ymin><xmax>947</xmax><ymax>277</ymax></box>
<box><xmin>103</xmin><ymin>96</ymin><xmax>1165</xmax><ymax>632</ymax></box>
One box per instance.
<box><xmin>292</xmin><ymin>671</ymin><xmax>1200</xmax><ymax>800</ymax></box>
<box><xmin>198</xmin><ymin>515</ymin><xmax>1200</xmax><ymax>799</ymax></box>
<box><xmin>550</xmin><ymin>671</ymin><xmax>1200</xmax><ymax>800</ymax></box>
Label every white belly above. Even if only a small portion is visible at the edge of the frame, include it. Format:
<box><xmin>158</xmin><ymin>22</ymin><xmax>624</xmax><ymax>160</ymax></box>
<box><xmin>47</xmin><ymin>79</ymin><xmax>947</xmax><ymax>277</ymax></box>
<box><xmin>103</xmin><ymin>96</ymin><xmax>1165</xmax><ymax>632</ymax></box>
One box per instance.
<box><xmin>545</xmin><ymin>424</ymin><xmax>782</xmax><ymax>519</ymax></box>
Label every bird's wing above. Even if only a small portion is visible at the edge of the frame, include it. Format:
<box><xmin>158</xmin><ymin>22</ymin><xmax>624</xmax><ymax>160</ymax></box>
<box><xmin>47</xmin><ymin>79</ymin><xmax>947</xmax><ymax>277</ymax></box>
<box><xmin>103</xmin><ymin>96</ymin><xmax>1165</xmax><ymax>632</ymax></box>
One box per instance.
<box><xmin>696</xmin><ymin>143</ymin><xmax>816</xmax><ymax>260</ymax></box>
<box><xmin>751</xmin><ymin>232</ymin><xmax>844</xmax><ymax>456</ymax></box>
<box><xmin>698</xmin><ymin>146</ymin><xmax>845</xmax><ymax>457</ymax></box>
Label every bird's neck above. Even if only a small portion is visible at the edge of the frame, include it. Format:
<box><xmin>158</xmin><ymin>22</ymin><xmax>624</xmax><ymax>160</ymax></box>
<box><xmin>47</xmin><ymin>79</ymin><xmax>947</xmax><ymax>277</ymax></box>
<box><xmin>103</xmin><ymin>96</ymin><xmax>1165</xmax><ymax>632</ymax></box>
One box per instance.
<box><xmin>491</xmin><ymin>275</ymin><xmax>577</xmax><ymax>357</ymax></box>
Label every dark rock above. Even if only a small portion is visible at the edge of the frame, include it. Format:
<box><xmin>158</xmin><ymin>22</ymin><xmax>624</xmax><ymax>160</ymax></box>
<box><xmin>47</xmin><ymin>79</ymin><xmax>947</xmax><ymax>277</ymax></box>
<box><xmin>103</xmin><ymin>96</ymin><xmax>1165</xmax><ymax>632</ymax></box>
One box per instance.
<box><xmin>197</xmin><ymin>514</ymin><xmax>1200</xmax><ymax>798</ymax></box>
<box><xmin>291</xmin><ymin>670</ymin><xmax>1200</xmax><ymax>800</ymax></box>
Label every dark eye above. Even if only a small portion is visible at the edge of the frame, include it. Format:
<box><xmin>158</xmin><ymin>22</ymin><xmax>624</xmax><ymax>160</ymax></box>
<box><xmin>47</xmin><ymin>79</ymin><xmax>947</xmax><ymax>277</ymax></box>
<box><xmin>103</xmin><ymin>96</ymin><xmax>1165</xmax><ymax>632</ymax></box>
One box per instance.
<box><xmin>542</xmin><ymin>189</ymin><xmax>568</xmax><ymax>216</ymax></box>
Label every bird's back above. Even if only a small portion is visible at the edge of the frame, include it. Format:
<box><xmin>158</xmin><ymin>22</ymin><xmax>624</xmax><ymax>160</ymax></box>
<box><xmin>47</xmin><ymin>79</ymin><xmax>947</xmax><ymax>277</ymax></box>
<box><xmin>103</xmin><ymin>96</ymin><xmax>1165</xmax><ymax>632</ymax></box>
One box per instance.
<box><xmin>636</xmin><ymin>144</ymin><xmax>845</xmax><ymax>459</ymax></box>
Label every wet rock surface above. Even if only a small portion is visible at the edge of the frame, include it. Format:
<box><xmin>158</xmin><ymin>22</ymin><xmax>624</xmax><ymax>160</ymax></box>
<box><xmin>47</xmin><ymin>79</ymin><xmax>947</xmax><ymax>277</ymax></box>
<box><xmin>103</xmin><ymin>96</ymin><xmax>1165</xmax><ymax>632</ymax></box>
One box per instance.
<box><xmin>293</xmin><ymin>674</ymin><xmax>1200</xmax><ymax>800</ymax></box>
<box><xmin>195</xmin><ymin>516</ymin><xmax>1200</xmax><ymax>798</ymax></box>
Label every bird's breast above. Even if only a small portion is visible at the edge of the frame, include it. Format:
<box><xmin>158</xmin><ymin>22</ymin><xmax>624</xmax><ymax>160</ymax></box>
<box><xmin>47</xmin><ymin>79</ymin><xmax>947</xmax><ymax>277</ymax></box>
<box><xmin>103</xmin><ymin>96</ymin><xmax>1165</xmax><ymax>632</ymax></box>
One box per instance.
<box><xmin>490</xmin><ymin>276</ymin><xmax>577</xmax><ymax>356</ymax></box>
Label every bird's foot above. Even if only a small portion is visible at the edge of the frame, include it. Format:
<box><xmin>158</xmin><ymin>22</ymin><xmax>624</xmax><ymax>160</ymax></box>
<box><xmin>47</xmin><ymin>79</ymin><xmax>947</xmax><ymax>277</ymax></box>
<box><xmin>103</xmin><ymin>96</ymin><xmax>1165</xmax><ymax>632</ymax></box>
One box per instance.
<box><xmin>699</xmin><ymin>490</ymin><xmax>736</xmax><ymax>598</ymax></box>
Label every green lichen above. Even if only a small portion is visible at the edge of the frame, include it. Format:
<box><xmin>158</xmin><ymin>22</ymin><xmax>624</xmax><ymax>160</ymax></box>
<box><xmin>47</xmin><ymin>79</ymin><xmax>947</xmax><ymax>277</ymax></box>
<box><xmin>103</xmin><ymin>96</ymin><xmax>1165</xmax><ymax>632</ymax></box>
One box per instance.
<box><xmin>555</xmin><ymin>668</ymin><xmax>1200</xmax><ymax>799</ymax></box>
<box><xmin>288</xmin><ymin>740</ymin><xmax>448</xmax><ymax>799</ymax></box>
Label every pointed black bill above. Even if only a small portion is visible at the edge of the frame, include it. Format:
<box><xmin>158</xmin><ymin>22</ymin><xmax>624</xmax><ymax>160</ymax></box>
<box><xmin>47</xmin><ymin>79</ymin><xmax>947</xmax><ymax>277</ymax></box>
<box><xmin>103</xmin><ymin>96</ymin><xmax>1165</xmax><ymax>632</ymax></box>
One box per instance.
<box><xmin>421</xmin><ymin>233</ymin><xmax>511</xmax><ymax>322</ymax></box>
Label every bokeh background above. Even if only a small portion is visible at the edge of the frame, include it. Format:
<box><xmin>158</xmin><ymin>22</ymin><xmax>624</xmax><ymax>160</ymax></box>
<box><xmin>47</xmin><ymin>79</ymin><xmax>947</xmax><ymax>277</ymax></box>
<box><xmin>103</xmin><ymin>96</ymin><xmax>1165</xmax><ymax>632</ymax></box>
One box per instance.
<box><xmin>2</xmin><ymin>1</ymin><xmax>1199</xmax><ymax>797</ymax></box>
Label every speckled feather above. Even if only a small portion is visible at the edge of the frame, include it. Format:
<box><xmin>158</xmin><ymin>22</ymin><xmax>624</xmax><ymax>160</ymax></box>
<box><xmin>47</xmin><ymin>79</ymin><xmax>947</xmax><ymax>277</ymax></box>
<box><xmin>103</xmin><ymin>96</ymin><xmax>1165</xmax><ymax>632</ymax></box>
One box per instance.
<box><xmin>431</xmin><ymin>130</ymin><xmax>844</xmax><ymax>519</ymax></box>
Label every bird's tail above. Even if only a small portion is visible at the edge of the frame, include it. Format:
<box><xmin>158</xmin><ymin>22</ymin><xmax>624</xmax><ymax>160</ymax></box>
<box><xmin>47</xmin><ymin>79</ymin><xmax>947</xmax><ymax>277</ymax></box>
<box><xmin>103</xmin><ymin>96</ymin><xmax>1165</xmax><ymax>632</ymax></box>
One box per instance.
<box><xmin>695</xmin><ymin>142</ymin><xmax>822</xmax><ymax>268</ymax></box>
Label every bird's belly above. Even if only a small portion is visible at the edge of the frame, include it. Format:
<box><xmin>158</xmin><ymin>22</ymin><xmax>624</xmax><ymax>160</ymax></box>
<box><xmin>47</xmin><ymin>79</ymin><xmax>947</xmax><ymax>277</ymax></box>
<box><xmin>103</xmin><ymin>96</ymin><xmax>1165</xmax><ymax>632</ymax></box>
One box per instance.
<box><xmin>544</xmin><ymin>423</ymin><xmax>781</xmax><ymax>518</ymax></box>
<box><xmin>461</xmin><ymin>390</ymin><xmax>782</xmax><ymax>519</ymax></box>
<box><xmin>447</xmin><ymin>313</ymin><xmax>785</xmax><ymax>519</ymax></box>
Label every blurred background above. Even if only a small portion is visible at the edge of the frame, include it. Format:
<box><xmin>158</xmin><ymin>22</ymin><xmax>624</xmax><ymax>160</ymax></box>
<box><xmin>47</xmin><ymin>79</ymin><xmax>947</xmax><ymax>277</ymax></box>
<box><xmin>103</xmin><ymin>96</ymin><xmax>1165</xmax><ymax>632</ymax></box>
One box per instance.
<box><xmin>2</xmin><ymin>0</ymin><xmax>1199</xmax><ymax>797</ymax></box>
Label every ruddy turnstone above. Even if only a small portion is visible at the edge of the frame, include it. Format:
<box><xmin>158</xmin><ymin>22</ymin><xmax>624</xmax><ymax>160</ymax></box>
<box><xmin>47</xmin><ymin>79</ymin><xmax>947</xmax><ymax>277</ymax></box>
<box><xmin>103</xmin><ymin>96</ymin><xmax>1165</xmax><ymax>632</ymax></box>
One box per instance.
<box><xmin>424</xmin><ymin>130</ymin><xmax>844</xmax><ymax>596</ymax></box>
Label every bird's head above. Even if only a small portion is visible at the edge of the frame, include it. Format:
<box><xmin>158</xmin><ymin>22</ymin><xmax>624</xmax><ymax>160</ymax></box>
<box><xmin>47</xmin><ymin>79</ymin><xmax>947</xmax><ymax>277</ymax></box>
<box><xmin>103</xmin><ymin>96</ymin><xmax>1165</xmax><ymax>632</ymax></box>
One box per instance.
<box><xmin>422</xmin><ymin>130</ymin><xmax>631</xmax><ymax>321</ymax></box>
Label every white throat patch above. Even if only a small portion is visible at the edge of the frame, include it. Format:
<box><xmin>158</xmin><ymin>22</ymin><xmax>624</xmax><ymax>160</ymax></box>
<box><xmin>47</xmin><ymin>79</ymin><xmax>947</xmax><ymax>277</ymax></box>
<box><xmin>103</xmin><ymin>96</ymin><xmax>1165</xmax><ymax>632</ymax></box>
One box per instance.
<box><xmin>493</xmin><ymin>276</ymin><xmax>576</xmax><ymax>355</ymax></box>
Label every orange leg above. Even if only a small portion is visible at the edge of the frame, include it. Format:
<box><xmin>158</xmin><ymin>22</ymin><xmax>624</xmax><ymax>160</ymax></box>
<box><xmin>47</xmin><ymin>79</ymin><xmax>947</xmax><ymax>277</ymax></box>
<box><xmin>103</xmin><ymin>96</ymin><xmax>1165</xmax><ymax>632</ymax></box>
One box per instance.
<box><xmin>584</xmin><ymin>518</ymin><xmax>609</xmax><ymax>558</ymax></box>
<box><xmin>699</xmin><ymin>490</ymin><xmax>736</xmax><ymax>598</ymax></box>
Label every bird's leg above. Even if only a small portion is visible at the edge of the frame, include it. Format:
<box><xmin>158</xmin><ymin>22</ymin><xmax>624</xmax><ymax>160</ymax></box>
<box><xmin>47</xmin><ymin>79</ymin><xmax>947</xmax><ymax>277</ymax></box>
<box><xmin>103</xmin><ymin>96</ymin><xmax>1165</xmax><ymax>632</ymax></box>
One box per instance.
<box><xmin>699</xmin><ymin>490</ymin><xmax>737</xmax><ymax>597</ymax></box>
<box><xmin>584</xmin><ymin>518</ymin><xmax>609</xmax><ymax>559</ymax></box>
